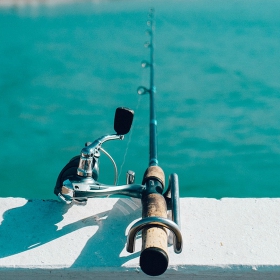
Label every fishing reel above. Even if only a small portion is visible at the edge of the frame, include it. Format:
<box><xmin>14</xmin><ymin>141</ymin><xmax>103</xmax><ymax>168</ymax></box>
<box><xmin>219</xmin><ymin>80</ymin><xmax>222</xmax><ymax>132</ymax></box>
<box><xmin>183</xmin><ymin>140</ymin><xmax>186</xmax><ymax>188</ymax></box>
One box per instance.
<box><xmin>54</xmin><ymin>107</ymin><xmax>138</xmax><ymax>204</ymax></box>
<box><xmin>54</xmin><ymin>107</ymin><xmax>182</xmax><ymax>276</ymax></box>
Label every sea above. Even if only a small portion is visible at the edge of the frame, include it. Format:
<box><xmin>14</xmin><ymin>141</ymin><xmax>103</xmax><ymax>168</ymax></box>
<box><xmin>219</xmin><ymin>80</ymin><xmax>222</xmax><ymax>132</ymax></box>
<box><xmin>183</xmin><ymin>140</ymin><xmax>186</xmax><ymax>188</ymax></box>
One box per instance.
<box><xmin>1</xmin><ymin>0</ymin><xmax>280</xmax><ymax>199</ymax></box>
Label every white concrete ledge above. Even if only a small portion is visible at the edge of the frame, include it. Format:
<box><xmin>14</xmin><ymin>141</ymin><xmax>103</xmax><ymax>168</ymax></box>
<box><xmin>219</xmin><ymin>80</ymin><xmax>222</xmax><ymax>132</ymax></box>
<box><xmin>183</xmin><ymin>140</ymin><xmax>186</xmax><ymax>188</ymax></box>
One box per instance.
<box><xmin>1</xmin><ymin>197</ymin><xmax>280</xmax><ymax>279</ymax></box>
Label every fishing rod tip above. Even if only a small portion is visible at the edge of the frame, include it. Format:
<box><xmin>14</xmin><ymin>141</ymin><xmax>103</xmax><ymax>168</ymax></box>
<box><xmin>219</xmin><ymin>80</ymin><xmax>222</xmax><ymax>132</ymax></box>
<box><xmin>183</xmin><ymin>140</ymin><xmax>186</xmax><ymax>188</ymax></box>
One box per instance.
<box><xmin>148</xmin><ymin>8</ymin><xmax>155</xmax><ymax>17</ymax></box>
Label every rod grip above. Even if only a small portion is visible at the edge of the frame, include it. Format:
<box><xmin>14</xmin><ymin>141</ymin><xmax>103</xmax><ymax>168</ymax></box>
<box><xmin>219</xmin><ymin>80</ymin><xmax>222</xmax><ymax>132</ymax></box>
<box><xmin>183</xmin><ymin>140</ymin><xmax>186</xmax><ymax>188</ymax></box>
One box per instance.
<box><xmin>140</xmin><ymin>193</ymin><xmax>168</xmax><ymax>276</ymax></box>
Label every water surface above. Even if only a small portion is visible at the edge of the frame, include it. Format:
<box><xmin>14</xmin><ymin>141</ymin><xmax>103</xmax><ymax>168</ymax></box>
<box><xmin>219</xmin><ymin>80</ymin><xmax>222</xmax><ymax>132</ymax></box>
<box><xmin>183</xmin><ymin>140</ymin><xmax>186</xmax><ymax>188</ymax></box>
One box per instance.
<box><xmin>1</xmin><ymin>0</ymin><xmax>280</xmax><ymax>198</ymax></box>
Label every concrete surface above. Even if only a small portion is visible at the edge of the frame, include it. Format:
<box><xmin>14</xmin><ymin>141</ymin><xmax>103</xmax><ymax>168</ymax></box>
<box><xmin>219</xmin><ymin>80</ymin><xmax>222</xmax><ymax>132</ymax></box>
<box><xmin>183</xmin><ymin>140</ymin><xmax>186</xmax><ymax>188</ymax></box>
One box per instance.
<box><xmin>0</xmin><ymin>197</ymin><xmax>280</xmax><ymax>279</ymax></box>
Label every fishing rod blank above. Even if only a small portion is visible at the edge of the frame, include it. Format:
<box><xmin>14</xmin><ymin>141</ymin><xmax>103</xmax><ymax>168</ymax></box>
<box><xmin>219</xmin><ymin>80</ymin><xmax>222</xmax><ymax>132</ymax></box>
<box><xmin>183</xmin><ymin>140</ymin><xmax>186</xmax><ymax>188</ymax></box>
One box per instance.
<box><xmin>138</xmin><ymin>9</ymin><xmax>170</xmax><ymax>276</ymax></box>
<box><xmin>137</xmin><ymin>12</ymin><xmax>158</xmax><ymax>167</ymax></box>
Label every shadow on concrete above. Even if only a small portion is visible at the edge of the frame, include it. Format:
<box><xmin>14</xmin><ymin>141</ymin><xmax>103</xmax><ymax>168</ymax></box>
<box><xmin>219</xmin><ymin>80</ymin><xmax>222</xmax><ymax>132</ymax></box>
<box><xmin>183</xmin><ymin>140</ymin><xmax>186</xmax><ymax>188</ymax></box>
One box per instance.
<box><xmin>71</xmin><ymin>198</ymin><xmax>142</xmax><ymax>268</ymax></box>
<box><xmin>0</xmin><ymin>198</ymin><xmax>141</xmax><ymax>266</ymax></box>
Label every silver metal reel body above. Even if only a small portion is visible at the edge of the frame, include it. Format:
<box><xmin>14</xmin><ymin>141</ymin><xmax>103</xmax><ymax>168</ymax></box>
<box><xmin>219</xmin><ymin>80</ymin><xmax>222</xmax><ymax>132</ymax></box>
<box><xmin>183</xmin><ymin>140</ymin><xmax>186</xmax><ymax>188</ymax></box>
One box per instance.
<box><xmin>57</xmin><ymin>140</ymin><xmax>183</xmax><ymax>255</ymax></box>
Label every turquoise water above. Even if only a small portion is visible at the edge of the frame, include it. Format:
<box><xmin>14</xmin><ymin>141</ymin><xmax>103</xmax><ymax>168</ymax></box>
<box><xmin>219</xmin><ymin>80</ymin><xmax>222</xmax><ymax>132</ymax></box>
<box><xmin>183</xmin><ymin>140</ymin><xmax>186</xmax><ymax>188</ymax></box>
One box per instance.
<box><xmin>1</xmin><ymin>0</ymin><xmax>280</xmax><ymax>199</ymax></box>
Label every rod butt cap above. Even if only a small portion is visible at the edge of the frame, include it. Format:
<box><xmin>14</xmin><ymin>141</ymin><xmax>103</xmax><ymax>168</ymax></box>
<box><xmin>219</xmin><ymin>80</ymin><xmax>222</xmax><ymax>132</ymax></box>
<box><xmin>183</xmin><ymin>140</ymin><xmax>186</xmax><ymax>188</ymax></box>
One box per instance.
<box><xmin>140</xmin><ymin>247</ymin><xmax>169</xmax><ymax>276</ymax></box>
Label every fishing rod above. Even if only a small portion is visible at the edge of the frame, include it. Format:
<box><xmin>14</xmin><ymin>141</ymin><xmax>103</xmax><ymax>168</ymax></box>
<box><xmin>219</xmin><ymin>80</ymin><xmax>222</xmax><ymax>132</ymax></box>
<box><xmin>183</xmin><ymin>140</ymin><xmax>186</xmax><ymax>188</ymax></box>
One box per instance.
<box><xmin>54</xmin><ymin>9</ymin><xmax>182</xmax><ymax>276</ymax></box>
<box><xmin>136</xmin><ymin>9</ymin><xmax>181</xmax><ymax>275</ymax></box>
